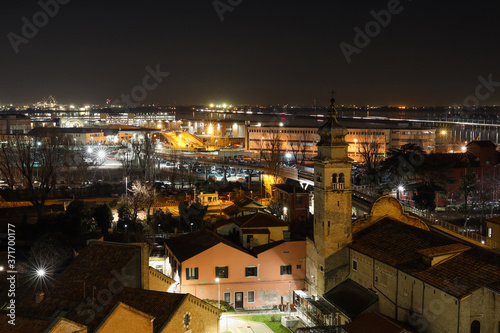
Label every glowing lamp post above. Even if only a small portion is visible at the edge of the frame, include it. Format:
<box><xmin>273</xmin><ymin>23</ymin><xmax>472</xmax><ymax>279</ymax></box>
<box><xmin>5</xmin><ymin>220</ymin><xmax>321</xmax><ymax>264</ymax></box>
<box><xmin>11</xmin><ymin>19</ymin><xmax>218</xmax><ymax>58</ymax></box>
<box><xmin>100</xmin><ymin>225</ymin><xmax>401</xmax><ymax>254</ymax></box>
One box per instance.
<box><xmin>397</xmin><ymin>185</ymin><xmax>404</xmax><ymax>200</ymax></box>
<box><xmin>36</xmin><ymin>268</ymin><xmax>46</xmax><ymax>277</ymax></box>
<box><xmin>215</xmin><ymin>277</ymin><xmax>220</xmax><ymax>309</ymax></box>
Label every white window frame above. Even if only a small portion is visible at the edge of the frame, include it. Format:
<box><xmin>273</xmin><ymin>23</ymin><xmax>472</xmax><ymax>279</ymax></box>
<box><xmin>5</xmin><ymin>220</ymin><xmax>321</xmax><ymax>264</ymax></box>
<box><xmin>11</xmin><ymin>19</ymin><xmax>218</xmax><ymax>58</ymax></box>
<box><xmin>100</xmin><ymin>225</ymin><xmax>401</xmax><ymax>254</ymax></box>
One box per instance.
<box><xmin>247</xmin><ymin>291</ymin><xmax>255</xmax><ymax>303</ymax></box>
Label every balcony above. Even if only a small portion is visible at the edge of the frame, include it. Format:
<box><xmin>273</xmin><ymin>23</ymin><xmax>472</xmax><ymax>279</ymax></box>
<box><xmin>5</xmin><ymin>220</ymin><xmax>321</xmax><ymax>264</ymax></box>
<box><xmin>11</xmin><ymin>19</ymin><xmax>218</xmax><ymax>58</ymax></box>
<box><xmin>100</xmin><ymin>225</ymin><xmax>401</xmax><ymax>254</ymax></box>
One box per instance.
<box><xmin>332</xmin><ymin>183</ymin><xmax>345</xmax><ymax>190</ymax></box>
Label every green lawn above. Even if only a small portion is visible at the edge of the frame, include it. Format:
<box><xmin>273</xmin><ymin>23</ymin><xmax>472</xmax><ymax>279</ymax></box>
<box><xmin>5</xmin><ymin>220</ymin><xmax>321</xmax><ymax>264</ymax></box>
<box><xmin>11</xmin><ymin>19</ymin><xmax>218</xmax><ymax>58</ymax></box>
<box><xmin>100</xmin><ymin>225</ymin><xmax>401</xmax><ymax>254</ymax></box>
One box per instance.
<box><xmin>233</xmin><ymin>315</ymin><xmax>289</xmax><ymax>333</ymax></box>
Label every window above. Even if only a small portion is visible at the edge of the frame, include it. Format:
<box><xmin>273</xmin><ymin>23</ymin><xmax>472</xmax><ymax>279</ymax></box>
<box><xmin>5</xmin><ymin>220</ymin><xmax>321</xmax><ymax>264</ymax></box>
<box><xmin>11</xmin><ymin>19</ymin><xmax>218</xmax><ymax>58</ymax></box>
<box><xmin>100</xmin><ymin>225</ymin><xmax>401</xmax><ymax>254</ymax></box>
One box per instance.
<box><xmin>296</xmin><ymin>195</ymin><xmax>303</xmax><ymax>205</ymax></box>
<box><xmin>245</xmin><ymin>266</ymin><xmax>257</xmax><ymax>277</ymax></box>
<box><xmin>338</xmin><ymin>173</ymin><xmax>345</xmax><ymax>183</ymax></box>
<box><xmin>280</xmin><ymin>265</ymin><xmax>292</xmax><ymax>275</ymax></box>
<box><xmin>248</xmin><ymin>291</ymin><xmax>255</xmax><ymax>303</ymax></box>
<box><xmin>332</xmin><ymin>173</ymin><xmax>338</xmax><ymax>183</ymax></box>
<box><xmin>352</xmin><ymin>260</ymin><xmax>358</xmax><ymax>271</ymax></box>
<box><xmin>297</xmin><ymin>265</ymin><xmax>301</xmax><ymax>269</ymax></box>
<box><xmin>489</xmin><ymin>227</ymin><xmax>493</xmax><ymax>238</ymax></box>
<box><xmin>216</xmin><ymin>266</ymin><xmax>228</xmax><ymax>278</ymax></box>
<box><xmin>224</xmin><ymin>292</ymin><xmax>231</xmax><ymax>303</ymax></box>
<box><xmin>471</xmin><ymin>320</ymin><xmax>480</xmax><ymax>333</ymax></box>
<box><xmin>186</xmin><ymin>267</ymin><xmax>198</xmax><ymax>280</ymax></box>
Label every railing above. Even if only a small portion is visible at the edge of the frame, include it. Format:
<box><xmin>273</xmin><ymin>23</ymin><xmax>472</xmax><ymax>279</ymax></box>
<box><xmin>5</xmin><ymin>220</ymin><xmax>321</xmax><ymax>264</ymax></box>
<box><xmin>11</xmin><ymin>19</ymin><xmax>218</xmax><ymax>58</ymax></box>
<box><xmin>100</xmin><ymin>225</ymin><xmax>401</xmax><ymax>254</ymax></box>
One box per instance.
<box><xmin>402</xmin><ymin>204</ymin><xmax>499</xmax><ymax>248</ymax></box>
<box><xmin>353</xmin><ymin>184</ymin><xmax>383</xmax><ymax>196</ymax></box>
<box><xmin>332</xmin><ymin>183</ymin><xmax>345</xmax><ymax>190</ymax></box>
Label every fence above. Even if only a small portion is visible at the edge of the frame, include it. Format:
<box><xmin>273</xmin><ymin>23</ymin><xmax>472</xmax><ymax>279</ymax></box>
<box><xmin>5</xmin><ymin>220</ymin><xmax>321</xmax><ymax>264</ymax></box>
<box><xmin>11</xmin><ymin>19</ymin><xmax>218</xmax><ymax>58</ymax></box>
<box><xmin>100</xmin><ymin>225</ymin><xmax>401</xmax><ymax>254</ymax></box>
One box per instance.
<box><xmin>353</xmin><ymin>185</ymin><xmax>499</xmax><ymax>249</ymax></box>
<box><xmin>402</xmin><ymin>204</ymin><xmax>499</xmax><ymax>248</ymax></box>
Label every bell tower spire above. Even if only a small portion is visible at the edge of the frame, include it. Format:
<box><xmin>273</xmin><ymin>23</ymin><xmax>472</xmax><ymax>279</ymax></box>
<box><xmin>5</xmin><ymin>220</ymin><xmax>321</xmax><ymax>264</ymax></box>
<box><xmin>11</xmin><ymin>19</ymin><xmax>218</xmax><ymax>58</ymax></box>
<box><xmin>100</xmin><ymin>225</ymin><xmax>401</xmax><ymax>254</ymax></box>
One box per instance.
<box><xmin>306</xmin><ymin>91</ymin><xmax>353</xmax><ymax>296</ymax></box>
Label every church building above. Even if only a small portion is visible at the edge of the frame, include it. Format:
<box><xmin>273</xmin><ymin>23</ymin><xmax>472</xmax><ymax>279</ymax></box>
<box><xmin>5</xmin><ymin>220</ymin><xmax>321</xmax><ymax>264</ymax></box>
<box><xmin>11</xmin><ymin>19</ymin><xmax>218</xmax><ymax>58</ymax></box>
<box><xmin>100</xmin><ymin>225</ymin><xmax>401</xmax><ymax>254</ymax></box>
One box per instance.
<box><xmin>303</xmin><ymin>97</ymin><xmax>500</xmax><ymax>332</ymax></box>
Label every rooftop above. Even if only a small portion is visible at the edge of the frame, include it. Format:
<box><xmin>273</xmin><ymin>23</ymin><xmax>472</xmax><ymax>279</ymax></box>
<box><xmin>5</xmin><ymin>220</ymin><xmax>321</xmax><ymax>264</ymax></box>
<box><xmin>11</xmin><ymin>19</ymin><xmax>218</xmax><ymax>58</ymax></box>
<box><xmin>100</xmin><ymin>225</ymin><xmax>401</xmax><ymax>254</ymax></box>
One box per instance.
<box><xmin>349</xmin><ymin>217</ymin><xmax>500</xmax><ymax>298</ymax></box>
<box><xmin>323</xmin><ymin>279</ymin><xmax>378</xmax><ymax>319</ymax></box>
<box><xmin>343</xmin><ymin>311</ymin><xmax>418</xmax><ymax>333</ymax></box>
<box><xmin>272</xmin><ymin>183</ymin><xmax>308</xmax><ymax>193</ymax></box>
<box><xmin>165</xmin><ymin>229</ymin><xmax>255</xmax><ymax>262</ymax></box>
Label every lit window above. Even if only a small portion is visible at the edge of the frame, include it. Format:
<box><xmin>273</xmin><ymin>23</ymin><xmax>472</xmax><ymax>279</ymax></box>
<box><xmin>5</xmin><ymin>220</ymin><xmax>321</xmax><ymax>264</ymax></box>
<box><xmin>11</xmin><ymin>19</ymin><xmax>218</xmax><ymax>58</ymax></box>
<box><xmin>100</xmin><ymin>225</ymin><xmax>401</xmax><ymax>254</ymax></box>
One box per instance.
<box><xmin>186</xmin><ymin>267</ymin><xmax>198</xmax><ymax>280</ymax></box>
<box><xmin>488</xmin><ymin>228</ymin><xmax>492</xmax><ymax>238</ymax></box>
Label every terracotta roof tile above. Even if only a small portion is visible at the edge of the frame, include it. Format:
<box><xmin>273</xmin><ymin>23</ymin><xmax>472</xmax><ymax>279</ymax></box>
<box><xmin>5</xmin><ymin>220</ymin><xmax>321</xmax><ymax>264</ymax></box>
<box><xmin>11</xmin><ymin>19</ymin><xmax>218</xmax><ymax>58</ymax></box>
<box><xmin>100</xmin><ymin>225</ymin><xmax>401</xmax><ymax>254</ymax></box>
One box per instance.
<box><xmin>165</xmin><ymin>229</ymin><xmax>255</xmax><ymax>262</ymax></box>
<box><xmin>241</xmin><ymin>228</ymin><xmax>270</xmax><ymax>234</ymax></box>
<box><xmin>350</xmin><ymin>218</ymin><xmax>500</xmax><ymax>299</ymax></box>
<box><xmin>57</xmin><ymin>241</ymin><xmax>143</xmax><ymax>290</ymax></box>
<box><xmin>234</xmin><ymin>212</ymin><xmax>288</xmax><ymax>228</ymax></box>
<box><xmin>343</xmin><ymin>311</ymin><xmax>418</xmax><ymax>333</ymax></box>
<box><xmin>417</xmin><ymin>243</ymin><xmax>471</xmax><ymax>257</ymax></box>
<box><xmin>0</xmin><ymin>316</ymin><xmax>52</xmax><ymax>333</ymax></box>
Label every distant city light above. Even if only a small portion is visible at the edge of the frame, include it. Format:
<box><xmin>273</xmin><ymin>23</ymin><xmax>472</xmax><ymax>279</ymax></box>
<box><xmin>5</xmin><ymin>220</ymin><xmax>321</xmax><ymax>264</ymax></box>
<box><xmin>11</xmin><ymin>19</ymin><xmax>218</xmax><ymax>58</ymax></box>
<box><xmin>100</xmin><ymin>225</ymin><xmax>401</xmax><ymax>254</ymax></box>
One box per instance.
<box><xmin>36</xmin><ymin>268</ymin><xmax>46</xmax><ymax>277</ymax></box>
<box><xmin>461</xmin><ymin>146</ymin><xmax>466</xmax><ymax>151</ymax></box>
<box><xmin>279</xmin><ymin>122</ymin><xmax>284</xmax><ymax>127</ymax></box>
<box><xmin>441</xmin><ymin>130</ymin><xmax>447</xmax><ymax>135</ymax></box>
<box><xmin>398</xmin><ymin>185</ymin><xmax>404</xmax><ymax>192</ymax></box>
<box><xmin>87</xmin><ymin>147</ymin><xmax>93</xmax><ymax>154</ymax></box>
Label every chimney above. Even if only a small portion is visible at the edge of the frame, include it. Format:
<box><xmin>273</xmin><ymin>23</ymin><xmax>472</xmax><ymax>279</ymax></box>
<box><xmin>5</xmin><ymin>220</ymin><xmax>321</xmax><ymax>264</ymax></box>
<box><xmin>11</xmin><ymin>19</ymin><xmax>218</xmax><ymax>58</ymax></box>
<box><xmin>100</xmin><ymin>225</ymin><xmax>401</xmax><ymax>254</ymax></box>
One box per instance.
<box><xmin>35</xmin><ymin>291</ymin><xmax>45</xmax><ymax>304</ymax></box>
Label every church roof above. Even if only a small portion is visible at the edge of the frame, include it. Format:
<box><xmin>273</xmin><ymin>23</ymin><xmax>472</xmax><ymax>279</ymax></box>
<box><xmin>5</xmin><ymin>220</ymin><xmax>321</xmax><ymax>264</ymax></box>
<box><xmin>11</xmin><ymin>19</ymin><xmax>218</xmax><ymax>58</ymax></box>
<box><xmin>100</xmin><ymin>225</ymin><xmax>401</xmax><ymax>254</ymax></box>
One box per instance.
<box><xmin>343</xmin><ymin>311</ymin><xmax>418</xmax><ymax>333</ymax></box>
<box><xmin>349</xmin><ymin>217</ymin><xmax>500</xmax><ymax>299</ymax></box>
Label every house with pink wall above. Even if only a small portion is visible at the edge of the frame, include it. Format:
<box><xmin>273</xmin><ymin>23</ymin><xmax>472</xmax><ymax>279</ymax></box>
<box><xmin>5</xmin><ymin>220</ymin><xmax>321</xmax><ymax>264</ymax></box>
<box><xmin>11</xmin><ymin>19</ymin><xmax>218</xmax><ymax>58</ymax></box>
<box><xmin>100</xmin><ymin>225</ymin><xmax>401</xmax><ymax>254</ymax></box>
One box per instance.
<box><xmin>165</xmin><ymin>229</ymin><xmax>306</xmax><ymax>310</ymax></box>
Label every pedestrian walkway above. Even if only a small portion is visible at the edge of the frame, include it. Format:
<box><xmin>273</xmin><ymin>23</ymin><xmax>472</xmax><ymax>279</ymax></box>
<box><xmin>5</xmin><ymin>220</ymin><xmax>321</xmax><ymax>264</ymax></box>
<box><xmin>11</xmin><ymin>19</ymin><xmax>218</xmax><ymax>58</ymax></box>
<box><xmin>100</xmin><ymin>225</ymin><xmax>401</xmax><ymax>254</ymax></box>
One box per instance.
<box><xmin>219</xmin><ymin>310</ymin><xmax>297</xmax><ymax>333</ymax></box>
<box><xmin>219</xmin><ymin>317</ymin><xmax>274</xmax><ymax>333</ymax></box>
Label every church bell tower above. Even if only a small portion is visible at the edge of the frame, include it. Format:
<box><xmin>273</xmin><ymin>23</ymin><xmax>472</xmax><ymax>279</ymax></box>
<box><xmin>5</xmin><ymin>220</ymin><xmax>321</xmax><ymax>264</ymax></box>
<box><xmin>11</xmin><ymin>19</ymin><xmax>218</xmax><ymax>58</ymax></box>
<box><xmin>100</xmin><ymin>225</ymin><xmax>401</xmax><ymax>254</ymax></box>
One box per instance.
<box><xmin>306</xmin><ymin>93</ymin><xmax>352</xmax><ymax>296</ymax></box>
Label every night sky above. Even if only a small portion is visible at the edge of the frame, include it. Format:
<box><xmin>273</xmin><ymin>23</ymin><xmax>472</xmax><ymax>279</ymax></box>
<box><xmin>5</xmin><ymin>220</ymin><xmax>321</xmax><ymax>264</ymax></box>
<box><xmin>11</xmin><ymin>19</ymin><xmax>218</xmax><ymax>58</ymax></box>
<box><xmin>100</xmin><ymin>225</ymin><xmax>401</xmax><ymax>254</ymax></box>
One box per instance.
<box><xmin>1</xmin><ymin>0</ymin><xmax>499</xmax><ymax>107</ymax></box>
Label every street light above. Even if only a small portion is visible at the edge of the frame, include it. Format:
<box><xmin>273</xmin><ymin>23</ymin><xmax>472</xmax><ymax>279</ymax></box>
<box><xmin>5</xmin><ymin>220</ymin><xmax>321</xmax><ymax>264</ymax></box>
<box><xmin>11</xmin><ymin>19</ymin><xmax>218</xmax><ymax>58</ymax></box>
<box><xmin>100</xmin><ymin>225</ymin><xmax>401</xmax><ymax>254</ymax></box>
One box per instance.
<box><xmin>397</xmin><ymin>185</ymin><xmax>404</xmax><ymax>200</ymax></box>
<box><xmin>36</xmin><ymin>268</ymin><xmax>46</xmax><ymax>277</ymax></box>
<box><xmin>215</xmin><ymin>277</ymin><xmax>220</xmax><ymax>309</ymax></box>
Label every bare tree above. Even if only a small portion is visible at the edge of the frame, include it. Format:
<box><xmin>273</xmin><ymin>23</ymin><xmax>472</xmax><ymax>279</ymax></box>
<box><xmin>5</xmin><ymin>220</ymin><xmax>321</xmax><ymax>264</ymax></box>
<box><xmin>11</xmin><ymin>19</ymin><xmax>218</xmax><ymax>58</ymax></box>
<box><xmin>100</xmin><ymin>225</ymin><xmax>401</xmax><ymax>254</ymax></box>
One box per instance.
<box><xmin>0</xmin><ymin>141</ymin><xmax>21</xmax><ymax>189</ymax></box>
<box><xmin>298</xmin><ymin>131</ymin><xmax>313</xmax><ymax>165</ymax></box>
<box><xmin>128</xmin><ymin>181</ymin><xmax>158</xmax><ymax>220</ymax></box>
<box><xmin>67</xmin><ymin>149</ymin><xmax>96</xmax><ymax>195</ymax></box>
<box><xmin>6</xmin><ymin>134</ymin><xmax>69</xmax><ymax>219</ymax></box>
<box><xmin>357</xmin><ymin>130</ymin><xmax>384</xmax><ymax>174</ymax></box>
<box><xmin>167</xmin><ymin>149</ymin><xmax>179</xmax><ymax>191</ymax></box>
<box><xmin>262</xmin><ymin>130</ymin><xmax>283</xmax><ymax>186</ymax></box>
<box><xmin>131</xmin><ymin>132</ymin><xmax>156</xmax><ymax>182</ymax></box>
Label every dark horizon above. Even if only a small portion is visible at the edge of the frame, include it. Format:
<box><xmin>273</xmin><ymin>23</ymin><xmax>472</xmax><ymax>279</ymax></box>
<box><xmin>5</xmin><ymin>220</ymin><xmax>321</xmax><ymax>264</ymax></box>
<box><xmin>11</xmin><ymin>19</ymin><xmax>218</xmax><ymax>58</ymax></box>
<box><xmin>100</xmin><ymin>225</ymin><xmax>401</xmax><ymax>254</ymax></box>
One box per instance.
<box><xmin>1</xmin><ymin>0</ymin><xmax>499</xmax><ymax>107</ymax></box>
